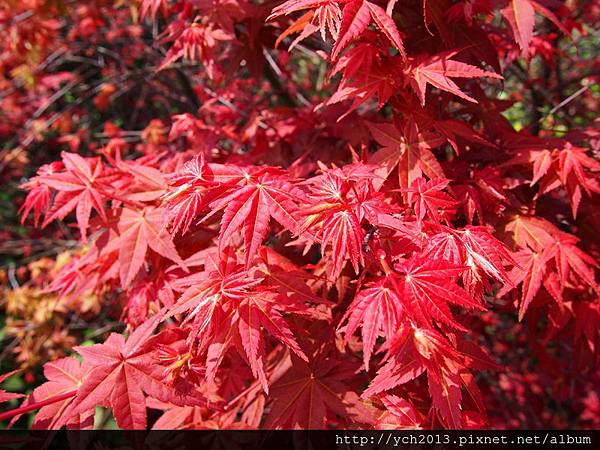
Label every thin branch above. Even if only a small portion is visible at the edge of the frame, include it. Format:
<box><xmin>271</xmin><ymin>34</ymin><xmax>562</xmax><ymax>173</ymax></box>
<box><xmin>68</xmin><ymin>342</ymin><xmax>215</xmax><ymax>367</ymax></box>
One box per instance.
<box><xmin>543</xmin><ymin>84</ymin><xmax>590</xmax><ymax>120</ymax></box>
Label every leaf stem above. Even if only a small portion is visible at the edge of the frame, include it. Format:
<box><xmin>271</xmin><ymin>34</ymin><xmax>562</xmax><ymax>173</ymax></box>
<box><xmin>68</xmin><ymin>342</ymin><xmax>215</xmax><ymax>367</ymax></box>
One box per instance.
<box><xmin>0</xmin><ymin>389</ymin><xmax>77</xmax><ymax>423</ymax></box>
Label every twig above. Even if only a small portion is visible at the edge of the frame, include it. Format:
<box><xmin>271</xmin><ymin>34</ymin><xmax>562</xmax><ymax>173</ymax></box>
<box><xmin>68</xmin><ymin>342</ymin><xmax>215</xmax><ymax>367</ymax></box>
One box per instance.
<box><xmin>85</xmin><ymin>322</ymin><xmax>122</xmax><ymax>339</ymax></box>
<box><xmin>0</xmin><ymin>338</ymin><xmax>19</xmax><ymax>363</ymax></box>
<box><xmin>7</xmin><ymin>263</ymin><xmax>19</xmax><ymax>290</ymax></box>
<box><xmin>263</xmin><ymin>48</ymin><xmax>311</xmax><ymax>107</ymax></box>
<box><xmin>541</xmin><ymin>84</ymin><xmax>590</xmax><ymax>121</ymax></box>
<box><xmin>174</xmin><ymin>68</ymin><xmax>200</xmax><ymax>111</ymax></box>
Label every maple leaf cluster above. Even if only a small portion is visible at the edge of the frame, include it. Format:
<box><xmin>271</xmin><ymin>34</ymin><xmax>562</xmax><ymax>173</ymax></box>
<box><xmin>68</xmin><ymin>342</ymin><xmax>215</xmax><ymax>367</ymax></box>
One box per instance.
<box><xmin>0</xmin><ymin>0</ymin><xmax>598</xmax><ymax>430</ymax></box>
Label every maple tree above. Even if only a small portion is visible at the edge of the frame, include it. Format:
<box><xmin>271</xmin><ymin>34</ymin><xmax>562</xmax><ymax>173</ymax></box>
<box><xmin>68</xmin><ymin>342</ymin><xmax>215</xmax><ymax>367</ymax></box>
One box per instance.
<box><xmin>0</xmin><ymin>0</ymin><xmax>598</xmax><ymax>431</ymax></box>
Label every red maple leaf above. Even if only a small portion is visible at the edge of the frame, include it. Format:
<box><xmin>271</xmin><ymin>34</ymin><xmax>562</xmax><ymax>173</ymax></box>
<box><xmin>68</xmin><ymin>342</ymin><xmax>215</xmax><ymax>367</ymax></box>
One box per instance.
<box><xmin>168</xmin><ymin>250</ymin><xmax>262</xmax><ymax>347</ymax></box>
<box><xmin>500</xmin><ymin>247</ymin><xmax>552</xmax><ymax>320</ymax></box>
<box><xmin>118</xmin><ymin>206</ymin><xmax>188</xmax><ymax>288</ymax></box>
<box><xmin>422</xmin><ymin>225</ymin><xmax>515</xmax><ymax>298</ymax></box>
<box><xmin>167</xmin><ymin>250</ymin><xmax>309</xmax><ymax>392</ymax></box>
<box><xmin>505</xmin><ymin>142</ymin><xmax>600</xmax><ymax>218</ymax></box>
<box><xmin>364</xmin><ymin>325</ymin><xmax>484</xmax><ymax>428</ymax></box>
<box><xmin>406</xmin><ymin>178</ymin><xmax>457</xmax><ymax>225</ymax></box>
<box><xmin>264</xmin><ymin>344</ymin><xmax>369</xmax><ymax>428</ymax></box>
<box><xmin>557</xmin><ymin>144</ymin><xmax>600</xmax><ymax>218</ymax></box>
<box><xmin>500</xmin><ymin>226</ymin><xmax>597</xmax><ymax>319</ymax></box>
<box><xmin>329</xmin><ymin>0</ymin><xmax>405</xmax><ymax>60</ymax></box>
<box><xmin>502</xmin><ymin>0</ymin><xmax>571</xmax><ymax>57</ymax></box>
<box><xmin>37</xmin><ymin>152</ymin><xmax>111</xmax><ymax>240</ymax></box>
<box><xmin>327</xmin><ymin>54</ymin><xmax>402</xmax><ymax>121</ymax></box>
<box><xmin>207</xmin><ymin>167</ymin><xmax>302</xmax><ymax>268</ymax></box>
<box><xmin>238</xmin><ymin>292</ymin><xmax>308</xmax><ymax>393</ymax></box>
<box><xmin>56</xmin><ymin>314</ymin><xmax>208</xmax><ymax>429</ymax></box>
<box><xmin>269</xmin><ymin>1</ymin><xmax>342</xmax><ymax>48</ymax></box>
<box><xmin>406</xmin><ymin>51</ymin><xmax>502</xmax><ymax>105</ymax></box>
<box><xmin>140</xmin><ymin>0</ymin><xmax>168</xmax><ymax>22</ymax></box>
<box><xmin>368</xmin><ymin>118</ymin><xmax>446</xmax><ymax>190</ymax></box>
<box><xmin>398</xmin><ymin>255</ymin><xmax>485</xmax><ymax>331</ymax></box>
<box><xmin>503</xmin><ymin>214</ymin><xmax>558</xmax><ymax>252</ymax></box>
<box><xmin>375</xmin><ymin>394</ymin><xmax>423</xmax><ymax>429</ymax></box>
<box><xmin>23</xmin><ymin>358</ymin><xmax>93</xmax><ymax>429</ymax></box>
<box><xmin>0</xmin><ymin>370</ymin><xmax>24</xmax><ymax>404</ymax></box>
<box><xmin>502</xmin><ymin>0</ymin><xmax>536</xmax><ymax>56</ymax></box>
<box><xmin>340</xmin><ymin>277</ymin><xmax>404</xmax><ymax>370</ymax></box>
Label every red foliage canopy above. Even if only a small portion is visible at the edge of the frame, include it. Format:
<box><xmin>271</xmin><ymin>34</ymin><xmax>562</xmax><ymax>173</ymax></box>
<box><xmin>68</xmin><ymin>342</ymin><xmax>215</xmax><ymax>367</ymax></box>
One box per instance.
<box><xmin>0</xmin><ymin>0</ymin><xmax>598</xmax><ymax>430</ymax></box>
